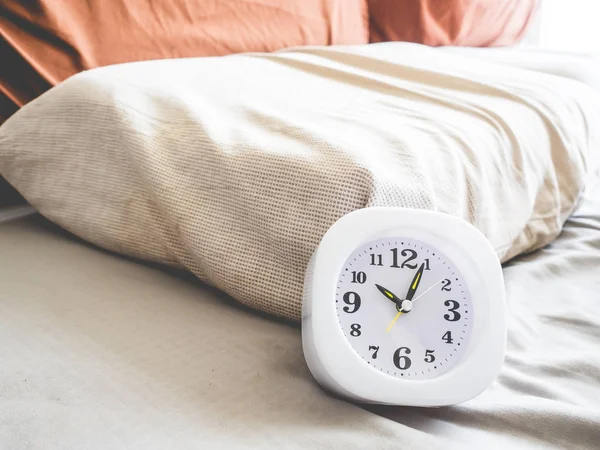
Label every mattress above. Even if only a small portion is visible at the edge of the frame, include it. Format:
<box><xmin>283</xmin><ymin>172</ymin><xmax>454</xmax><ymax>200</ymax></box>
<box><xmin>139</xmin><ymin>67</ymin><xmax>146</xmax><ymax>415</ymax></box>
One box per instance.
<box><xmin>0</xmin><ymin>177</ymin><xmax>599</xmax><ymax>449</ymax></box>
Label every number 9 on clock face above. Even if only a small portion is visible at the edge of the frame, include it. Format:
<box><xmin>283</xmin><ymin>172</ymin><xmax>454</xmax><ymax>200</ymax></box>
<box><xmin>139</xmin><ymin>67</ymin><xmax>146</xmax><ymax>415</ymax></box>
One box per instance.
<box><xmin>336</xmin><ymin>237</ymin><xmax>472</xmax><ymax>380</ymax></box>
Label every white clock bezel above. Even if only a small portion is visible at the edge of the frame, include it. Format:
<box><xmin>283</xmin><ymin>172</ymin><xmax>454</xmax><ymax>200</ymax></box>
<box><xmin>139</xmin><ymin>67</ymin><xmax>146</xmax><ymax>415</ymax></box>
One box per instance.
<box><xmin>302</xmin><ymin>207</ymin><xmax>506</xmax><ymax>407</ymax></box>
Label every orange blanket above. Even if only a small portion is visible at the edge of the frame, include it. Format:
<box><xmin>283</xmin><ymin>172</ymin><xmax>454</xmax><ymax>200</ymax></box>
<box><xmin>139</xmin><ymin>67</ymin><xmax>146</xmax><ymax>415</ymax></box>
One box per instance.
<box><xmin>0</xmin><ymin>0</ymin><xmax>368</xmax><ymax>123</ymax></box>
<box><xmin>368</xmin><ymin>0</ymin><xmax>538</xmax><ymax>46</ymax></box>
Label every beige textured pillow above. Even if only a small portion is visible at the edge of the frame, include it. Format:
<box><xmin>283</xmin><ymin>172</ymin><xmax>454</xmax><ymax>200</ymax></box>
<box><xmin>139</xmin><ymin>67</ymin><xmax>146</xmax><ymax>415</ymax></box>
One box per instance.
<box><xmin>1</xmin><ymin>43</ymin><xmax>599</xmax><ymax>321</ymax></box>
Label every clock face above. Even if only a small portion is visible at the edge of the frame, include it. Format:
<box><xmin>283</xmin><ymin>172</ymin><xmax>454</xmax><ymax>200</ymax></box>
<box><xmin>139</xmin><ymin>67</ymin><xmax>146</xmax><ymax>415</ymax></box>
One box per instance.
<box><xmin>336</xmin><ymin>237</ymin><xmax>473</xmax><ymax>380</ymax></box>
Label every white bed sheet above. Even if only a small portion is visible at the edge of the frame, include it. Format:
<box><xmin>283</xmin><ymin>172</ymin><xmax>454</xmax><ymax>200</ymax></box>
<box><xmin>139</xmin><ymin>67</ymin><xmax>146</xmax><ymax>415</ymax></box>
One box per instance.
<box><xmin>1</xmin><ymin>176</ymin><xmax>599</xmax><ymax>450</ymax></box>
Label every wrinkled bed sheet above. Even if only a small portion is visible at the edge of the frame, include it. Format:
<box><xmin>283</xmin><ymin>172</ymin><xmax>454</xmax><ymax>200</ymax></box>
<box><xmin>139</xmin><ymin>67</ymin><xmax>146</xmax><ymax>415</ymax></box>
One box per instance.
<box><xmin>0</xmin><ymin>177</ymin><xmax>599</xmax><ymax>450</ymax></box>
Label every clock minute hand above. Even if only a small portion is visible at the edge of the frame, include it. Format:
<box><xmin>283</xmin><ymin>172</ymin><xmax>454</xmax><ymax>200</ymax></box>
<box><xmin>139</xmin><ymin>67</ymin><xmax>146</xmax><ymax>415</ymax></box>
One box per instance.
<box><xmin>404</xmin><ymin>263</ymin><xmax>425</xmax><ymax>301</ymax></box>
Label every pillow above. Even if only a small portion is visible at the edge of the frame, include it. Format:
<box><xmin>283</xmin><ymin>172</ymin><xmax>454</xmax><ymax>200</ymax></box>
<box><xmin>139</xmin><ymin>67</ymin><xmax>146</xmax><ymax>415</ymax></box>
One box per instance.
<box><xmin>0</xmin><ymin>0</ymin><xmax>368</xmax><ymax>207</ymax></box>
<box><xmin>369</xmin><ymin>0</ymin><xmax>539</xmax><ymax>46</ymax></box>
<box><xmin>0</xmin><ymin>0</ymin><xmax>368</xmax><ymax>121</ymax></box>
<box><xmin>1</xmin><ymin>43</ymin><xmax>599</xmax><ymax>320</ymax></box>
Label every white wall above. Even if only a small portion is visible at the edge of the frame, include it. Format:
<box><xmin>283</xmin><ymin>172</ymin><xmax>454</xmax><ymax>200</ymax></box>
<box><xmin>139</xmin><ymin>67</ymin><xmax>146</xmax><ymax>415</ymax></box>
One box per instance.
<box><xmin>537</xmin><ymin>0</ymin><xmax>600</xmax><ymax>53</ymax></box>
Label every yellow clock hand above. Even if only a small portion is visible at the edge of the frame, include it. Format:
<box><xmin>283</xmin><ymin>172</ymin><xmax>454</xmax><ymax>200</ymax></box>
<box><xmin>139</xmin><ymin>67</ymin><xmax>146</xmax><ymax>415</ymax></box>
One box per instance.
<box><xmin>386</xmin><ymin>264</ymin><xmax>424</xmax><ymax>333</ymax></box>
<box><xmin>386</xmin><ymin>310</ymin><xmax>403</xmax><ymax>333</ymax></box>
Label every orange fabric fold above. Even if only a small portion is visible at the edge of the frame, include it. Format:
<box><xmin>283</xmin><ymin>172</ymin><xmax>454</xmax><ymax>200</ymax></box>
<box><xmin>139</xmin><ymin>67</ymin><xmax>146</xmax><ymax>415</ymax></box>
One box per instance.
<box><xmin>0</xmin><ymin>0</ymin><xmax>368</xmax><ymax>122</ymax></box>
<box><xmin>369</xmin><ymin>0</ymin><xmax>538</xmax><ymax>46</ymax></box>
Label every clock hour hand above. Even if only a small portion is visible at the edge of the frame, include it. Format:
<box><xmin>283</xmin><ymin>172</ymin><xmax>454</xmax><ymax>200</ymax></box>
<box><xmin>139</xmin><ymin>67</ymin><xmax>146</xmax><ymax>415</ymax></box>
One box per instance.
<box><xmin>404</xmin><ymin>263</ymin><xmax>425</xmax><ymax>301</ymax></box>
<box><xmin>375</xmin><ymin>284</ymin><xmax>403</xmax><ymax>307</ymax></box>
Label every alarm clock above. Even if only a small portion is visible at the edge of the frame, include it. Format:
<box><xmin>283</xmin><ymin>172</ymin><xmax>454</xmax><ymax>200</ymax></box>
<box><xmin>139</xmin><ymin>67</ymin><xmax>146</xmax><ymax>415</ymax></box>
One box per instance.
<box><xmin>301</xmin><ymin>207</ymin><xmax>506</xmax><ymax>407</ymax></box>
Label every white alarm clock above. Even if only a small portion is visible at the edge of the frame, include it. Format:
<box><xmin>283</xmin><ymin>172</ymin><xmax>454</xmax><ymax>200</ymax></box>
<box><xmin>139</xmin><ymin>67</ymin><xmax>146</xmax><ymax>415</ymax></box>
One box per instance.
<box><xmin>302</xmin><ymin>207</ymin><xmax>506</xmax><ymax>407</ymax></box>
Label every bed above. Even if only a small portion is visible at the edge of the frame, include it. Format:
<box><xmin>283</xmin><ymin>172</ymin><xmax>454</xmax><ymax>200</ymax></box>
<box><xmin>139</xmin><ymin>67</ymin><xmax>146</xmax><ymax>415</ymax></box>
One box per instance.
<box><xmin>0</xmin><ymin>175</ymin><xmax>599</xmax><ymax>449</ymax></box>
<box><xmin>1</xmin><ymin>45</ymin><xmax>599</xmax><ymax>449</ymax></box>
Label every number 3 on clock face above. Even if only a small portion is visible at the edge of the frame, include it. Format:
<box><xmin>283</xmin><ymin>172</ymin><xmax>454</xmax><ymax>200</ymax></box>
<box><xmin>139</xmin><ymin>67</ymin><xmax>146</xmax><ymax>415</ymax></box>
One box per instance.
<box><xmin>301</xmin><ymin>207</ymin><xmax>507</xmax><ymax>406</ymax></box>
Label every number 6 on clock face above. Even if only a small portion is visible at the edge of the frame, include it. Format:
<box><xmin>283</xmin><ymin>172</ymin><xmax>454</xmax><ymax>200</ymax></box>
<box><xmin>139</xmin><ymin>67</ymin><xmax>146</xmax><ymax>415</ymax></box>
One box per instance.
<box><xmin>302</xmin><ymin>207</ymin><xmax>506</xmax><ymax>407</ymax></box>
